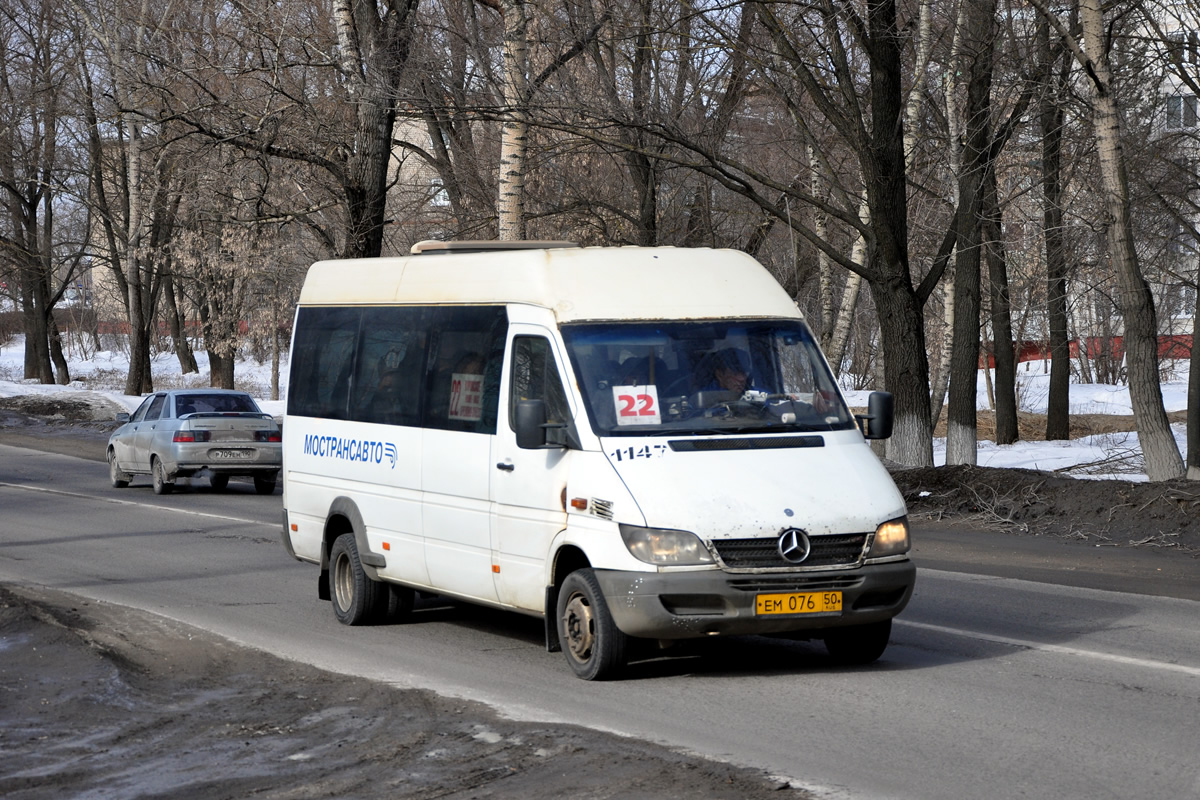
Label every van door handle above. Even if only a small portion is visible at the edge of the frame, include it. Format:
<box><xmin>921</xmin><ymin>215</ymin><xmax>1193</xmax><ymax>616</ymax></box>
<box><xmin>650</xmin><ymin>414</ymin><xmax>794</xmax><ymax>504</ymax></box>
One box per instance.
<box><xmin>496</xmin><ymin>462</ymin><xmax>515</xmax><ymax>472</ymax></box>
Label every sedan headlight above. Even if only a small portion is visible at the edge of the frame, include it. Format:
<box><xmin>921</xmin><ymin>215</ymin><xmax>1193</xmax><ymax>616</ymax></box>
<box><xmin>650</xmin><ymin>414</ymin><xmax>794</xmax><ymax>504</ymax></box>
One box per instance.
<box><xmin>868</xmin><ymin>516</ymin><xmax>910</xmax><ymax>558</ymax></box>
<box><xmin>619</xmin><ymin>524</ymin><xmax>714</xmax><ymax>565</ymax></box>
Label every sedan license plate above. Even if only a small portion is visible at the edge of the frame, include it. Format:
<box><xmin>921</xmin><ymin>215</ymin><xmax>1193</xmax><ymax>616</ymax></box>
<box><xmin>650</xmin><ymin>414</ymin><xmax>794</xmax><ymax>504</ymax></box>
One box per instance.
<box><xmin>210</xmin><ymin>448</ymin><xmax>252</xmax><ymax>460</ymax></box>
<box><xmin>756</xmin><ymin>591</ymin><xmax>842</xmax><ymax>616</ymax></box>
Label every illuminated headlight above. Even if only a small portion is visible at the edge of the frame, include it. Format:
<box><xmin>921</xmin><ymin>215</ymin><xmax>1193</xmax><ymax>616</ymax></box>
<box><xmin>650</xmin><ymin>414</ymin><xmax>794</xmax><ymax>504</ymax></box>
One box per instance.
<box><xmin>619</xmin><ymin>525</ymin><xmax>714</xmax><ymax>565</ymax></box>
<box><xmin>869</xmin><ymin>517</ymin><xmax>910</xmax><ymax>558</ymax></box>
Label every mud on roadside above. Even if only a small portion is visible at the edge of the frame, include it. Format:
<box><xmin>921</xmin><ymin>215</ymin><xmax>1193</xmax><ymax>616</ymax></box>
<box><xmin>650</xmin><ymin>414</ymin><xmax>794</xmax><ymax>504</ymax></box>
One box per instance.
<box><xmin>0</xmin><ymin>584</ymin><xmax>809</xmax><ymax>800</ymax></box>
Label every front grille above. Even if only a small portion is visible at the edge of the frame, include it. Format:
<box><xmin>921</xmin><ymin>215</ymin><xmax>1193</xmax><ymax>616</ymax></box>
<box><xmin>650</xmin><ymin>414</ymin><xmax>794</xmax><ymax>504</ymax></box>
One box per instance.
<box><xmin>712</xmin><ymin>533</ymin><xmax>870</xmax><ymax>570</ymax></box>
<box><xmin>727</xmin><ymin>575</ymin><xmax>864</xmax><ymax>593</ymax></box>
<box><xmin>669</xmin><ymin>436</ymin><xmax>825</xmax><ymax>452</ymax></box>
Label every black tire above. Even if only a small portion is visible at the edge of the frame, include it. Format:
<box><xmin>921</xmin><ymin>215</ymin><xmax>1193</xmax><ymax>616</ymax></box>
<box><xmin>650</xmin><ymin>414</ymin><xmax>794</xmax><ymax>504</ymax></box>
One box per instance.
<box><xmin>108</xmin><ymin>449</ymin><xmax>130</xmax><ymax>488</ymax></box>
<box><xmin>328</xmin><ymin>533</ymin><xmax>388</xmax><ymax>625</ymax></box>
<box><xmin>384</xmin><ymin>583</ymin><xmax>416</xmax><ymax>622</ymax></box>
<box><xmin>151</xmin><ymin>457</ymin><xmax>173</xmax><ymax>495</ymax></box>
<box><xmin>209</xmin><ymin>474</ymin><xmax>230</xmax><ymax>491</ymax></box>
<box><xmin>824</xmin><ymin>619</ymin><xmax>892</xmax><ymax>665</ymax></box>
<box><xmin>556</xmin><ymin>569</ymin><xmax>628</xmax><ymax>680</ymax></box>
<box><xmin>253</xmin><ymin>475</ymin><xmax>277</xmax><ymax>495</ymax></box>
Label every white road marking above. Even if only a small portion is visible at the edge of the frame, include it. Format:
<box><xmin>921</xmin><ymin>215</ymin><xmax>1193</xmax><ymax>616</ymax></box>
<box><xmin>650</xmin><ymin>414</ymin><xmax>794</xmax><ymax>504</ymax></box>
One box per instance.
<box><xmin>898</xmin><ymin>619</ymin><xmax>1200</xmax><ymax>677</ymax></box>
<box><xmin>0</xmin><ymin>481</ymin><xmax>273</xmax><ymax>527</ymax></box>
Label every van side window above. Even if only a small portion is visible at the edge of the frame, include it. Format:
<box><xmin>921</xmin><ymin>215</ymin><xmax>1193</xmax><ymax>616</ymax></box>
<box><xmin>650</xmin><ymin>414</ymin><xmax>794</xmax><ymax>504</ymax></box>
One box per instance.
<box><xmin>424</xmin><ymin>306</ymin><xmax>507</xmax><ymax>434</ymax></box>
<box><xmin>355</xmin><ymin>308</ymin><xmax>427</xmax><ymax>426</ymax></box>
<box><xmin>288</xmin><ymin>307</ymin><xmax>360</xmax><ymax>419</ymax></box>
<box><xmin>509</xmin><ymin>336</ymin><xmax>570</xmax><ymax>429</ymax></box>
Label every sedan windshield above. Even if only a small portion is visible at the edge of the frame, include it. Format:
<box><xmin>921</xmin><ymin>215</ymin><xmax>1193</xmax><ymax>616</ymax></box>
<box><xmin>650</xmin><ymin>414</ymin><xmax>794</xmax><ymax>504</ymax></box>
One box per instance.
<box><xmin>561</xmin><ymin>320</ymin><xmax>854</xmax><ymax>437</ymax></box>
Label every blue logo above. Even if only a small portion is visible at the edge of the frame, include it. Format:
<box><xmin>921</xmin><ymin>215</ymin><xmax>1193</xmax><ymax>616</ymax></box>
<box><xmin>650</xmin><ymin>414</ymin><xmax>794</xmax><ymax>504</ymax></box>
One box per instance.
<box><xmin>302</xmin><ymin>434</ymin><xmax>397</xmax><ymax>469</ymax></box>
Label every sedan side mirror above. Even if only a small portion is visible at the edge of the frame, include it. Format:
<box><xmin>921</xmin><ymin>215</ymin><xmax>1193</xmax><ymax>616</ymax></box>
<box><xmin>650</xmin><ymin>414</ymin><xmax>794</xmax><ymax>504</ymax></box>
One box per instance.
<box><xmin>115</xmin><ymin>412</ymin><xmax>130</xmax><ymax>423</ymax></box>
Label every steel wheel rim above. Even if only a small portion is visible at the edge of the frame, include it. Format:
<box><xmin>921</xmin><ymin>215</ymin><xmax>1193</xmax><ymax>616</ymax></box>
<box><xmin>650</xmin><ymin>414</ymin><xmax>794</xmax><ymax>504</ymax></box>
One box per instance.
<box><xmin>563</xmin><ymin>591</ymin><xmax>595</xmax><ymax>661</ymax></box>
<box><xmin>333</xmin><ymin>551</ymin><xmax>354</xmax><ymax>612</ymax></box>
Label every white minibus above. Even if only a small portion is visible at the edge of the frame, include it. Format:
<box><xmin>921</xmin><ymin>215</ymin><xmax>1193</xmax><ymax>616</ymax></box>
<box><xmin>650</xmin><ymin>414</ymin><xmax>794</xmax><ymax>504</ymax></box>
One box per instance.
<box><xmin>281</xmin><ymin>241</ymin><xmax>914</xmax><ymax>679</ymax></box>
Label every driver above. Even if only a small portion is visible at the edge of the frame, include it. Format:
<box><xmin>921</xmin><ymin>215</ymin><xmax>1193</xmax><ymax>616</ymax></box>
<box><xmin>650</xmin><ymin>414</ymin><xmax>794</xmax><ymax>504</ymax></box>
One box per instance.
<box><xmin>706</xmin><ymin>348</ymin><xmax>757</xmax><ymax>394</ymax></box>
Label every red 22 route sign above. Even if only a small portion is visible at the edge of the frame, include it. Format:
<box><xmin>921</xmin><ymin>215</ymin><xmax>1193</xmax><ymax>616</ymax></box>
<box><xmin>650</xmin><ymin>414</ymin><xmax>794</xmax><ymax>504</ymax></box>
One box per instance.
<box><xmin>612</xmin><ymin>384</ymin><xmax>661</xmax><ymax>426</ymax></box>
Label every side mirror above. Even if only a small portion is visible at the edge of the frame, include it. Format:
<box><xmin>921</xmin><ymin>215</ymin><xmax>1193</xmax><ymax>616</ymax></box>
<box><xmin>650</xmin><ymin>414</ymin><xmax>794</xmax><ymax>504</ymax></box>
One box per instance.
<box><xmin>516</xmin><ymin>399</ymin><xmax>574</xmax><ymax>450</ymax></box>
<box><xmin>115</xmin><ymin>412</ymin><xmax>130</xmax><ymax>423</ymax></box>
<box><xmin>856</xmin><ymin>391</ymin><xmax>894</xmax><ymax>440</ymax></box>
<box><xmin>515</xmin><ymin>400</ymin><xmax>548</xmax><ymax>449</ymax></box>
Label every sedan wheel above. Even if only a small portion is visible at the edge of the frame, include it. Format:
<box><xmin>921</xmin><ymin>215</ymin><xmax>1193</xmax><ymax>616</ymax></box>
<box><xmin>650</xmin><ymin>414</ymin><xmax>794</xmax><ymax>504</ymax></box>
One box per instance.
<box><xmin>209</xmin><ymin>474</ymin><xmax>230</xmax><ymax>491</ymax></box>
<box><xmin>253</xmin><ymin>475</ymin><xmax>277</xmax><ymax>495</ymax></box>
<box><xmin>152</xmin><ymin>458</ymin><xmax>174</xmax><ymax>495</ymax></box>
<box><xmin>108</xmin><ymin>449</ymin><xmax>130</xmax><ymax>488</ymax></box>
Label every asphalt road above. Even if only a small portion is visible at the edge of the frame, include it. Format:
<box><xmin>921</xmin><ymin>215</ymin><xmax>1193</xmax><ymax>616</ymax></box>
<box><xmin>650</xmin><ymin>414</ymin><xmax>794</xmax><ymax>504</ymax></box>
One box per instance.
<box><xmin>1</xmin><ymin>442</ymin><xmax>1198</xmax><ymax>800</ymax></box>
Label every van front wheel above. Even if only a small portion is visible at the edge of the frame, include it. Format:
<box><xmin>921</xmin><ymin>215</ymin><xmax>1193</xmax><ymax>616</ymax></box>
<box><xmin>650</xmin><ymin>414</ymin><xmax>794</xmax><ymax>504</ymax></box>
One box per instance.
<box><xmin>329</xmin><ymin>534</ymin><xmax>386</xmax><ymax>625</ymax></box>
<box><xmin>823</xmin><ymin>619</ymin><xmax>891</xmax><ymax>665</ymax></box>
<box><xmin>557</xmin><ymin>569</ymin><xmax>627</xmax><ymax>680</ymax></box>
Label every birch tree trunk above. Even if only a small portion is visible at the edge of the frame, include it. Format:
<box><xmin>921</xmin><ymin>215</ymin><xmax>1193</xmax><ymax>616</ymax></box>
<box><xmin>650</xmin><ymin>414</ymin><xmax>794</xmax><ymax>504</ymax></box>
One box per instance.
<box><xmin>497</xmin><ymin>0</ymin><xmax>529</xmax><ymax>240</ymax></box>
<box><xmin>811</xmin><ymin>143</ymin><xmax>833</xmax><ymax>345</ymax></box>
<box><xmin>930</xmin><ymin>0</ymin><xmax>966</xmax><ymax>429</ymax></box>
<box><xmin>1078</xmin><ymin>0</ymin><xmax>1184</xmax><ymax>480</ymax></box>
<box><xmin>903</xmin><ymin>0</ymin><xmax>934</xmax><ymax>166</ymax></box>
<box><xmin>825</xmin><ymin>196</ymin><xmax>869</xmax><ymax>373</ymax></box>
<box><xmin>929</xmin><ymin>263</ymin><xmax>955</xmax><ymax>428</ymax></box>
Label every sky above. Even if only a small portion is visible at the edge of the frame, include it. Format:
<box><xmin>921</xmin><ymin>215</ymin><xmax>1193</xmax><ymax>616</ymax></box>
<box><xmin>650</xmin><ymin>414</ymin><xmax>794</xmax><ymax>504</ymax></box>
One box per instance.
<box><xmin>0</xmin><ymin>335</ymin><xmax>1188</xmax><ymax>482</ymax></box>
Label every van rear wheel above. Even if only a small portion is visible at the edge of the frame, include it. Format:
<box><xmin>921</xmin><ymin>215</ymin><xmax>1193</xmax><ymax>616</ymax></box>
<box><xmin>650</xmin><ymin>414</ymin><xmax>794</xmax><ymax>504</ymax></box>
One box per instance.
<box><xmin>329</xmin><ymin>533</ymin><xmax>387</xmax><ymax>625</ymax></box>
<box><xmin>557</xmin><ymin>569</ymin><xmax>627</xmax><ymax>680</ymax></box>
<box><xmin>823</xmin><ymin>619</ymin><xmax>891</xmax><ymax>665</ymax></box>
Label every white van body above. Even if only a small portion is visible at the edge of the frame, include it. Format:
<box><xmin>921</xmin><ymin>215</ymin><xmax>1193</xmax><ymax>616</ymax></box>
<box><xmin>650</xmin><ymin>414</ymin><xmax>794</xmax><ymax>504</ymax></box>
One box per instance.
<box><xmin>281</xmin><ymin>242</ymin><xmax>914</xmax><ymax>679</ymax></box>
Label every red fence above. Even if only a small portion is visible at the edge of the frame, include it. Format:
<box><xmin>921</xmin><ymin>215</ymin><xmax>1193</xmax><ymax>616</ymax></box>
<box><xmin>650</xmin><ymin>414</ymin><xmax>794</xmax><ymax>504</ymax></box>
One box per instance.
<box><xmin>980</xmin><ymin>335</ymin><xmax>1193</xmax><ymax>367</ymax></box>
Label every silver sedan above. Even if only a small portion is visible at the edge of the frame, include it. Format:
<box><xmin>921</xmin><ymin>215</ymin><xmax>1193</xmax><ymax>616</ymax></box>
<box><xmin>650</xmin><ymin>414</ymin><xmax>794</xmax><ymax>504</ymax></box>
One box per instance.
<box><xmin>107</xmin><ymin>389</ymin><xmax>282</xmax><ymax>495</ymax></box>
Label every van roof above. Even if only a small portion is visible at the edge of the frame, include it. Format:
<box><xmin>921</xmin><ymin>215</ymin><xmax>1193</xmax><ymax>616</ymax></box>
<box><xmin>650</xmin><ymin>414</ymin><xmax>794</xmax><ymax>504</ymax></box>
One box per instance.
<box><xmin>297</xmin><ymin>245</ymin><xmax>802</xmax><ymax>323</ymax></box>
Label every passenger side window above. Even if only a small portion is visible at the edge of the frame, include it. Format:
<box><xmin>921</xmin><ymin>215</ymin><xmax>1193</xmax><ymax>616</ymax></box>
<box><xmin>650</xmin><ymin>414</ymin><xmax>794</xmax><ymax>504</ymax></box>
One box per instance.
<box><xmin>423</xmin><ymin>306</ymin><xmax>507</xmax><ymax>434</ymax></box>
<box><xmin>130</xmin><ymin>396</ymin><xmax>153</xmax><ymax>423</ymax></box>
<box><xmin>288</xmin><ymin>307</ymin><xmax>360</xmax><ymax>419</ymax></box>
<box><xmin>509</xmin><ymin>336</ymin><xmax>571</xmax><ymax>429</ymax></box>
<box><xmin>354</xmin><ymin>307</ymin><xmax>427</xmax><ymax>426</ymax></box>
<box><xmin>145</xmin><ymin>395</ymin><xmax>166</xmax><ymax>421</ymax></box>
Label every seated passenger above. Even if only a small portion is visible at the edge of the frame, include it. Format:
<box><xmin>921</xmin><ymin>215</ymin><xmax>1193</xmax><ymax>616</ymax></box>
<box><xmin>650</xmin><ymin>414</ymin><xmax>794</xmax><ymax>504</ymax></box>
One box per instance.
<box><xmin>370</xmin><ymin>370</ymin><xmax>406</xmax><ymax>422</ymax></box>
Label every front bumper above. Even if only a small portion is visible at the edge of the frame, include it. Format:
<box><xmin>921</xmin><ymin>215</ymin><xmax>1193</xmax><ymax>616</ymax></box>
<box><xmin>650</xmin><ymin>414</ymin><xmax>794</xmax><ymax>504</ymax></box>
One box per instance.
<box><xmin>593</xmin><ymin>560</ymin><xmax>915</xmax><ymax>639</ymax></box>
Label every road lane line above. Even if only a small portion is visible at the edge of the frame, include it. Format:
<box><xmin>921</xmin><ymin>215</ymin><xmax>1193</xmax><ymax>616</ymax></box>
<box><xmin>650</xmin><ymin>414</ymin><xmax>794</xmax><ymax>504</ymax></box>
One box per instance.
<box><xmin>0</xmin><ymin>481</ymin><xmax>273</xmax><ymax>528</ymax></box>
<box><xmin>898</xmin><ymin>619</ymin><xmax>1200</xmax><ymax>677</ymax></box>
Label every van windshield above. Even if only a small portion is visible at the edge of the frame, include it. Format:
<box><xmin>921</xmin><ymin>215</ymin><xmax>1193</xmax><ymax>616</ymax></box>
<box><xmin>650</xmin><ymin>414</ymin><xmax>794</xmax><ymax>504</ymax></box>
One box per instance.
<box><xmin>561</xmin><ymin>320</ymin><xmax>855</xmax><ymax>437</ymax></box>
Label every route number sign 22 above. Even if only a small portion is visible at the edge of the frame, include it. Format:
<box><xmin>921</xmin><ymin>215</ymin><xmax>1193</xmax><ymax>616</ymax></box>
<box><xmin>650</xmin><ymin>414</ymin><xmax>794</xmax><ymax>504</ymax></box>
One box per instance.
<box><xmin>612</xmin><ymin>384</ymin><xmax>661</xmax><ymax>426</ymax></box>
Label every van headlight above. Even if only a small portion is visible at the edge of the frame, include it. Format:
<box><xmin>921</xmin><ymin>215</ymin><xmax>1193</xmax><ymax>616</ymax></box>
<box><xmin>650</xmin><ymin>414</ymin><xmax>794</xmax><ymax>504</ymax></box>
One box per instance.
<box><xmin>868</xmin><ymin>516</ymin><xmax>910</xmax><ymax>558</ymax></box>
<box><xmin>619</xmin><ymin>525</ymin><xmax>714</xmax><ymax>565</ymax></box>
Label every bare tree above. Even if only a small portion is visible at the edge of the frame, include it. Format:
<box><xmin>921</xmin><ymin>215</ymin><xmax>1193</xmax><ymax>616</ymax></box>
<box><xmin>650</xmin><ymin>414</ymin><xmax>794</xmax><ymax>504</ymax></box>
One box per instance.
<box><xmin>1031</xmin><ymin>0</ymin><xmax>1185</xmax><ymax>480</ymax></box>
<box><xmin>1039</xmin><ymin>14</ymin><xmax>1073</xmax><ymax>441</ymax></box>
<box><xmin>0</xmin><ymin>0</ymin><xmax>87</xmax><ymax>385</ymax></box>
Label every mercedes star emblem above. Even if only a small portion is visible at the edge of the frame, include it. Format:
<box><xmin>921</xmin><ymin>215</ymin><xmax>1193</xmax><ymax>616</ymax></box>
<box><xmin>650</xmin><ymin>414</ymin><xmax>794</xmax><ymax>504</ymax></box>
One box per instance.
<box><xmin>777</xmin><ymin>528</ymin><xmax>811</xmax><ymax>564</ymax></box>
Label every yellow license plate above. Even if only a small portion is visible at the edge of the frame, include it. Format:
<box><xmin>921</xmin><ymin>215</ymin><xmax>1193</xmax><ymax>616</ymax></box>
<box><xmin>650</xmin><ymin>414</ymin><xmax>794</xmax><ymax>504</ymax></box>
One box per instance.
<box><xmin>756</xmin><ymin>591</ymin><xmax>842</xmax><ymax>615</ymax></box>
